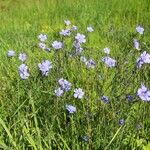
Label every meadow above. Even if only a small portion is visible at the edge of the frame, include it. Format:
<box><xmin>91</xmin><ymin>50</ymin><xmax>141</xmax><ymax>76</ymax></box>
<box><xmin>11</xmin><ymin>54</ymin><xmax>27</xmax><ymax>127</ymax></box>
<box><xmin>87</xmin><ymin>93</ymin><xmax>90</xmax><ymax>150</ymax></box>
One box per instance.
<box><xmin>0</xmin><ymin>0</ymin><xmax>150</xmax><ymax>149</ymax></box>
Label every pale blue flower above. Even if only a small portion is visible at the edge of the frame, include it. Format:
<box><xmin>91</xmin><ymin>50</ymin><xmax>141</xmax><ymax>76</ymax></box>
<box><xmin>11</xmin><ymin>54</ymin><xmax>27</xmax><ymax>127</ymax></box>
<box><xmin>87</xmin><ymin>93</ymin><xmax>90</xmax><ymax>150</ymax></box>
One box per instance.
<box><xmin>38</xmin><ymin>60</ymin><xmax>52</xmax><ymax>76</ymax></box>
<box><xmin>80</xmin><ymin>56</ymin><xmax>87</xmax><ymax>63</ymax></box>
<box><xmin>39</xmin><ymin>42</ymin><xmax>46</xmax><ymax>49</ymax></box>
<box><xmin>102</xmin><ymin>56</ymin><xmax>116</xmax><ymax>67</ymax></box>
<box><xmin>58</xmin><ymin>78</ymin><xmax>72</xmax><ymax>91</ymax></box>
<box><xmin>133</xmin><ymin>39</ymin><xmax>140</xmax><ymax>50</ymax></box>
<box><xmin>18</xmin><ymin>64</ymin><xmax>30</xmax><ymax>79</ymax></box>
<box><xmin>103</xmin><ymin>47</ymin><xmax>110</xmax><ymax>54</ymax></box>
<box><xmin>119</xmin><ymin>119</ymin><xmax>125</xmax><ymax>125</ymax></box>
<box><xmin>75</xmin><ymin>33</ymin><xmax>86</xmax><ymax>43</ymax></box>
<box><xmin>86</xmin><ymin>59</ymin><xmax>95</xmax><ymax>68</ymax></box>
<box><xmin>8</xmin><ymin>50</ymin><xmax>16</xmax><ymax>57</ymax></box>
<box><xmin>38</xmin><ymin>34</ymin><xmax>47</xmax><ymax>42</ymax></box>
<box><xmin>19</xmin><ymin>53</ymin><xmax>27</xmax><ymax>62</ymax></box>
<box><xmin>136</xmin><ymin>26</ymin><xmax>144</xmax><ymax>35</ymax></box>
<box><xmin>137</xmin><ymin>51</ymin><xmax>150</xmax><ymax>68</ymax></box>
<box><xmin>60</xmin><ymin>29</ymin><xmax>71</xmax><ymax>36</ymax></box>
<box><xmin>55</xmin><ymin>87</ymin><xmax>64</xmax><ymax>97</ymax></box>
<box><xmin>74</xmin><ymin>41</ymin><xmax>83</xmax><ymax>53</ymax></box>
<box><xmin>65</xmin><ymin>104</ymin><xmax>76</xmax><ymax>114</ymax></box>
<box><xmin>137</xmin><ymin>84</ymin><xmax>150</xmax><ymax>101</ymax></box>
<box><xmin>52</xmin><ymin>41</ymin><xmax>63</xmax><ymax>50</ymax></box>
<box><xmin>74</xmin><ymin>88</ymin><xmax>84</xmax><ymax>99</ymax></box>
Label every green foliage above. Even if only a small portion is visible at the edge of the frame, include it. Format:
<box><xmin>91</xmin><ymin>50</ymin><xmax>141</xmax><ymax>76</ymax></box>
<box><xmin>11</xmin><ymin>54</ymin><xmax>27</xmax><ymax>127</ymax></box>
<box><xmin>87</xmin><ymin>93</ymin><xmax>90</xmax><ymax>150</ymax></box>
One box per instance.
<box><xmin>0</xmin><ymin>0</ymin><xmax>150</xmax><ymax>149</ymax></box>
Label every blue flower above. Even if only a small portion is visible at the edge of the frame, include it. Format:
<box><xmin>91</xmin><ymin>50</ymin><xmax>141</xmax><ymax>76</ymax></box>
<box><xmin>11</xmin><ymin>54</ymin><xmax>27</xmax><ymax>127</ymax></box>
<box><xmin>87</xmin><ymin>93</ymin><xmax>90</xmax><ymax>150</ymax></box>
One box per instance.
<box><xmin>7</xmin><ymin>50</ymin><xmax>16</xmax><ymax>57</ymax></box>
<box><xmin>55</xmin><ymin>87</ymin><xmax>64</xmax><ymax>97</ymax></box>
<box><xmin>75</xmin><ymin>33</ymin><xmax>86</xmax><ymax>43</ymax></box>
<box><xmin>64</xmin><ymin>20</ymin><xmax>71</xmax><ymax>26</ymax></box>
<box><xmin>119</xmin><ymin>119</ymin><xmax>125</xmax><ymax>125</ymax></box>
<box><xmin>136</xmin><ymin>26</ymin><xmax>144</xmax><ymax>35</ymax></box>
<box><xmin>38</xmin><ymin>60</ymin><xmax>52</xmax><ymax>76</ymax></box>
<box><xmin>137</xmin><ymin>84</ymin><xmax>150</xmax><ymax>101</ymax></box>
<box><xmin>74</xmin><ymin>88</ymin><xmax>84</xmax><ymax>99</ymax></box>
<box><xmin>101</xmin><ymin>96</ymin><xmax>109</xmax><ymax>103</ymax></box>
<box><xmin>58</xmin><ymin>78</ymin><xmax>72</xmax><ymax>91</ymax></box>
<box><xmin>65</xmin><ymin>104</ymin><xmax>76</xmax><ymax>114</ymax></box>
<box><xmin>38</xmin><ymin>34</ymin><xmax>47</xmax><ymax>42</ymax></box>
<box><xmin>133</xmin><ymin>39</ymin><xmax>140</xmax><ymax>50</ymax></box>
<box><xmin>60</xmin><ymin>29</ymin><xmax>71</xmax><ymax>36</ymax></box>
<box><xmin>18</xmin><ymin>64</ymin><xmax>30</xmax><ymax>79</ymax></box>
<box><xmin>19</xmin><ymin>53</ymin><xmax>27</xmax><ymax>62</ymax></box>
<box><xmin>102</xmin><ymin>56</ymin><xmax>116</xmax><ymax>67</ymax></box>
<box><xmin>86</xmin><ymin>59</ymin><xmax>96</xmax><ymax>69</ymax></box>
<box><xmin>52</xmin><ymin>41</ymin><xmax>63</xmax><ymax>50</ymax></box>
<box><xmin>103</xmin><ymin>47</ymin><xmax>110</xmax><ymax>54</ymax></box>
<box><xmin>39</xmin><ymin>42</ymin><xmax>46</xmax><ymax>50</ymax></box>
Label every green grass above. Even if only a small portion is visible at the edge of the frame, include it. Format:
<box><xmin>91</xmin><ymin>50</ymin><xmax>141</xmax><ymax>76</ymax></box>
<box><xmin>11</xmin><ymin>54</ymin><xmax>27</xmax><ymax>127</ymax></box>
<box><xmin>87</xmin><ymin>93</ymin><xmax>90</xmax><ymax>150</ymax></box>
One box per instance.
<box><xmin>0</xmin><ymin>0</ymin><xmax>150</xmax><ymax>149</ymax></box>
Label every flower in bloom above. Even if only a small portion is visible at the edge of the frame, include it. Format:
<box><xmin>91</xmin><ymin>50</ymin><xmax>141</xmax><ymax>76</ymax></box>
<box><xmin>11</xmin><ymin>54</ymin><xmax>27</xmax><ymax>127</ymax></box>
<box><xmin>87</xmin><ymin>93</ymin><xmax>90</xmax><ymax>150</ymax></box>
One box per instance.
<box><xmin>38</xmin><ymin>60</ymin><xmax>52</xmax><ymax>76</ymax></box>
<box><xmin>64</xmin><ymin>20</ymin><xmax>71</xmax><ymax>26</ymax></box>
<box><xmin>137</xmin><ymin>51</ymin><xmax>150</xmax><ymax>68</ymax></box>
<box><xmin>39</xmin><ymin>43</ymin><xmax>46</xmax><ymax>50</ymax></box>
<box><xmin>75</xmin><ymin>33</ymin><xmax>86</xmax><ymax>43</ymax></box>
<box><xmin>18</xmin><ymin>64</ymin><xmax>30</xmax><ymax>79</ymax></box>
<box><xmin>80</xmin><ymin>56</ymin><xmax>87</xmax><ymax>63</ymax></box>
<box><xmin>103</xmin><ymin>47</ymin><xmax>110</xmax><ymax>54</ymax></box>
<box><xmin>119</xmin><ymin>119</ymin><xmax>125</xmax><ymax>125</ymax></box>
<box><xmin>52</xmin><ymin>41</ymin><xmax>63</xmax><ymax>50</ymax></box>
<box><xmin>58</xmin><ymin>78</ymin><xmax>72</xmax><ymax>91</ymax></box>
<box><xmin>38</xmin><ymin>34</ymin><xmax>47</xmax><ymax>42</ymax></box>
<box><xmin>74</xmin><ymin>88</ymin><xmax>84</xmax><ymax>99</ymax></box>
<box><xmin>137</xmin><ymin>84</ymin><xmax>150</xmax><ymax>101</ymax></box>
<box><xmin>19</xmin><ymin>53</ymin><xmax>27</xmax><ymax>62</ymax></box>
<box><xmin>7</xmin><ymin>50</ymin><xmax>16</xmax><ymax>57</ymax></box>
<box><xmin>102</xmin><ymin>56</ymin><xmax>116</xmax><ymax>67</ymax></box>
<box><xmin>55</xmin><ymin>87</ymin><xmax>64</xmax><ymax>97</ymax></box>
<box><xmin>74</xmin><ymin>41</ymin><xmax>83</xmax><ymax>53</ymax></box>
<box><xmin>60</xmin><ymin>29</ymin><xmax>71</xmax><ymax>36</ymax></box>
<box><xmin>133</xmin><ymin>39</ymin><xmax>140</xmax><ymax>50</ymax></box>
<box><xmin>87</xmin><ymin>26</ymin><xmax>94</xmax><ymax>32</ymax></box>
<box><xmin>65</xmin><ymin>104</ymin><xmax>76</xmax><ymax>114</ymax></box>
<box><xmin>101</xmin><ymin>96</ymin><xmax>109</xmax><ymax>103</ymax></box>
<box><xmin>136</xmin><ymin>26</ymin><xmax>144</xmax><ymax>35</ymax></box>
<box><xmin>86</xmin><ymin>59</ymin><xmax>96</xmax><ymax>68</ymax></box>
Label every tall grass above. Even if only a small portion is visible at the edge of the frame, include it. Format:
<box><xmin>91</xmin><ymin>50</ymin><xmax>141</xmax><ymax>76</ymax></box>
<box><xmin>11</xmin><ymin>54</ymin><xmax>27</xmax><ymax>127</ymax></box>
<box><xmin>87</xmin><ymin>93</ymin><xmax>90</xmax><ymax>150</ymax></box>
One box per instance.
<box><xmin>0</xmin><ymin>0</ymin><xmax>150</xmax><ymax>149</ymax></box>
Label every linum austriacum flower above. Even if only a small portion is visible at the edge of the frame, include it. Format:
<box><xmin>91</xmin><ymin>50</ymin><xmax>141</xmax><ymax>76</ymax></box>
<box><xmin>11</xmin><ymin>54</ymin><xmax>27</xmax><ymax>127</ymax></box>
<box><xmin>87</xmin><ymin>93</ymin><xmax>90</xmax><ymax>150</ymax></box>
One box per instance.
<box><xmin>52</xmin><ymin>41</ymin><xmax>63</xmax><ymax>50</ymax></box>
<box><xmin>74</xmin><ymin>88</ymin><xmax>84</xmax><ymax>99</ymax></box>
<box><xmin>137</xmin><ymin>51</ymin><xmax>150</xmax><ymax>68</ymax></box>
<box><xmin>38</xmin><ymin>34</ymin><xmax>47</xmax><ymax>42</ymax></box>
<box><xmin>137</xmin><ymin>84</ymin><xmax>150</xmax><ymax>101</ymax></box>
<box><xmin>55</xmin><ymin>87</ymin><xmax>64</xmax><ymax>97</ymax></box>
<box><xmin>38</xmin><ymin>60</ymin><xmax>52</xmax><ymax>76</ymax></box>
<box><xmin>136</xmin><ymin>26</ymin><xmax>144</xmax><ymax>35</ymax></box>
<box><xmin>60</xmin><ymin>29</ymin><xmax>71</xmax><ymax>36</ymax></box>
<box><xmin>18</xmin><ymin>64</ymin><xmax>30</xmax><ymax>79</ymax></box>
<box><xmin>58</xmin><ymin>78</ymin><xmax>72</xmax><ymax>92</ymax></box>
<box><xmin>65</xmin><ymin>104</ymin><xmax>76</xmax><ymax>114</ymax></box>
<box><xmin>8</xmin><ymin>50</ymin><xmax>16</xmax><ymax>57</ymax></box>
<box><xmin>103</xmin><ymin>47</ymin><xmax>110</xmax><ymax>54</ymax></box>
<box><xmin>102</xmin><ymin>56</ymin><xmax>116</xmax><ymax>68</ymax></box>
<box><xmin>19</xmin><ymin>53</ymin><xmax>27</xmax><ymax>62</ymax></box>
<box><xmin>133</xmin><ymin>39</ymin><xmax>140</xmax><ymax>50</ymax></box>
<box><xmin>75</xmin><ymin>33</ymin><xmax>86</xmax><ymax>44</ymax></box>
